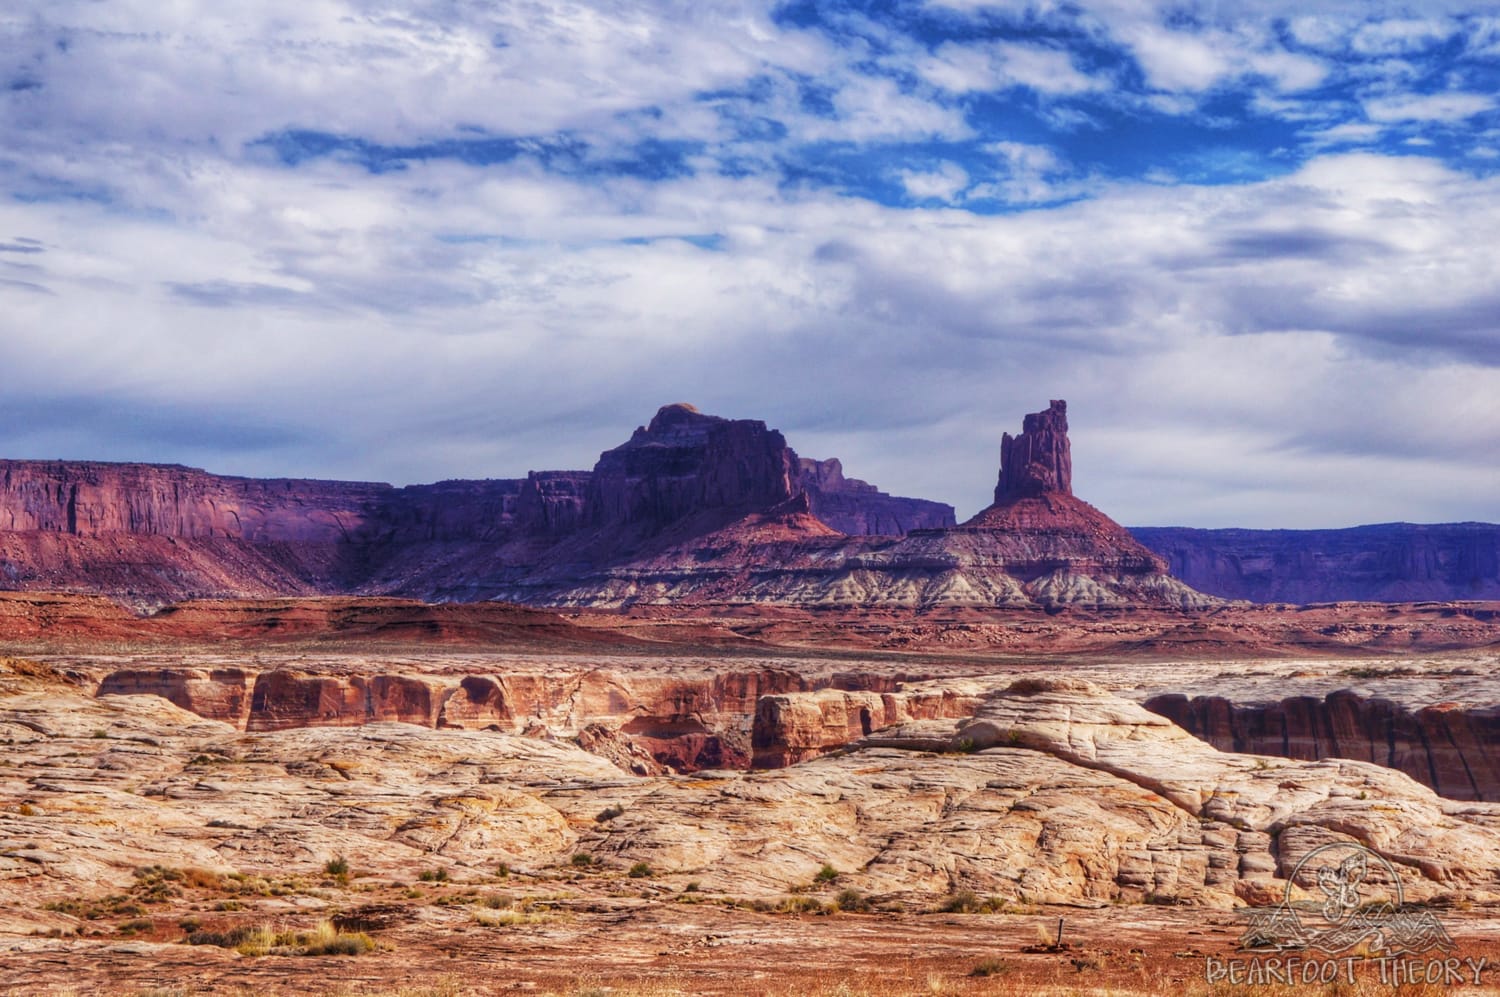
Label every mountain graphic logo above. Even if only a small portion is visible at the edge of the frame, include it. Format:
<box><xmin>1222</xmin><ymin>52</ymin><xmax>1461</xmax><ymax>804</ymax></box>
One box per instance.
<box><xmin>1237</xmin><ymin>842</ymin><xmax>1455</xmax><ymax>955</ymax></box>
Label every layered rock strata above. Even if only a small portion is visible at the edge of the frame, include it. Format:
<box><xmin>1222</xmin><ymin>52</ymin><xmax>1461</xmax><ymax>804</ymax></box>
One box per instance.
<box><xmin>1131</xmin><ymin>523</ymin><xmax>1500</xmax><ymax>603</ymax></box>
<box><xmin>9</xmin><ymin>669</ymin><xmax>1500</xmax><ymax>924</ymax></box>
<box><xmin>94</xmin><ymin>663</ymin><xmax>920</xmax><ymax>773</ymax></box>
<box><xmin>1146</xmin><ymin>685</ymin><xmax>1500</xmax><ymax>801</ymax></box>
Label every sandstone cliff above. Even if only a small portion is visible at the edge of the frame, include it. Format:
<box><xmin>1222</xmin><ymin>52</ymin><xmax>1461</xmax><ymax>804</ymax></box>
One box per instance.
<box><xmin>0</xmin><ymin>406</ymin><xmax>953</xmax><ymax>606</ymax></box>
<box><xmin>797</xmin><ymin>457</ymin><xmax>955</xmax><ymax>535</ymax></box>
<box><xmin>1131</xmin><ymin>523</ymin><xmax>1500</xmax><ymax>603</ymax></box>
<box><xmin>502</xmin><ymin>401</ymin><xmax>1214</xmax><ymax>609</ymax></box>
<box><xmin>1145</xmin><ymin>684</ymin><xmax>1500</xmax><ymax>802</ymax></box>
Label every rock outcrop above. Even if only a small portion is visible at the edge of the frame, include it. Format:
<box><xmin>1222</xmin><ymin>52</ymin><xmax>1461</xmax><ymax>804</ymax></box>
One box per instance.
<box><xmin>587</xmin><ymin>404</ymin><xmax>799</xmax><ymax>535</ymax></box>
<box><xmin>750</xmin><ymin>681</ymin><xmax>985</xmax><ymax>768</ymax></box>
<box><xmin>0</xmin><ymin>405</ymin><xmax>950</xmax><ymax>606</ymax></box>
<box><xmin>509</xmin><ymin>401</ymin><xmax>1215</xmax><ymax>610</ymax></box>
<box><xmin>1131</xmin><ymin>523</ymin><xmax>1500</xmax><ymax>603</ymax></box>
<box><xmin>797</xmin><ymin>458</ymin><xmax>955</xmax><ymax>535</ymax></box>
<box><xmin>1146</xmin><ymin>687</ymin><xmax>1500</xmax><ymax>802</ymax></box>
<box><xmin>995</xmin><ymin>398</ymin><xmax>1071</xmax><ymax>500</ymax></box>
<box><xmin>14</xmin><ymin>675</ymin><xmax>1500</xmax><ymax>922</ymax></box>
<box><xmin>93</xmin><ymin>661</ymin><xmax>925</xmax><ymax>773</ymax></box>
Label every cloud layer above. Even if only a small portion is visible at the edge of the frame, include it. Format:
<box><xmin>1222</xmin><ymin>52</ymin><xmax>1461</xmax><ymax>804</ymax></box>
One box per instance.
<box><xmin>1</xmin><ymin>1</ymin><xmax>1497</xmax><ymax>527</ymax></box>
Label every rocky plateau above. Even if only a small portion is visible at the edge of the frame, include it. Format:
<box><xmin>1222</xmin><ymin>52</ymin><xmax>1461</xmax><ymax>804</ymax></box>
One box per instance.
<box><xmin>7</xmin><ymin>399</ymin><xmax>1486</xmax><ymax>612</ymax></box>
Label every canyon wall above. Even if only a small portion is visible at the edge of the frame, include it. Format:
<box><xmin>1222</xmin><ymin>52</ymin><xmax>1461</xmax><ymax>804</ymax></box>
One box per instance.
<box><xmin>1144</xmin><ymin>690</ymin><xmax>1500</xmax><ymax>801</ymax></box>
<box><xmin>95</xmin><ymin>663</ymin><xmax>927</xmax><ymax>773</ymax></box>
<box><xmin>1131</xmin><ymin>523</ymin><xmax>1500</xmax><ymax>604</ymax></box>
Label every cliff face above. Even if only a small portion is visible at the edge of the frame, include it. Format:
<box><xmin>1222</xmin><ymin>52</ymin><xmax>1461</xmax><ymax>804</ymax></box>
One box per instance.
<box><xmin>0</xmin><ymin>401</ymin><xmax>1207</xmax><ymax>609</ymax></box>
<box><xmin>797</xmin><ymin>458</ymin><xmax>955</xmax><ymax>535</ymax></box>
<box><xmin>0</xmin><ymin>461</ymin><xmax>387</xmax><ymax>541</ymax></box>
<box><xmin>0</xmin><ymin>404</ymin><xmax>964</xmax><ymax>606</ymax></box>
<box><xmin>94</xmin><ymin>661</ymin><xmax>925</xmax><ymax>773</ymax></box>
<box><xmin>1145</xmin><ymin>690</ymin><xmax>1500</xmax><ymax>802</ymax></box>
<box><xmin>587</xmin><ymin>404</ymin><xmax>799</xmax><ymax>533</ymax></box>
<box><xmin>1130</xmin><ymin>524</ymin><xmax>1500</xmax><ymax>604</ymax></box>
<box><xmin>516</xmin><ymin>401</ymin><xmax>1214</xmax><ymax>610</ymax></box>
<box><xmin>995</xmin><ymin>399</ymin><xmax>1071</xmax><ymax>501</ymax></box>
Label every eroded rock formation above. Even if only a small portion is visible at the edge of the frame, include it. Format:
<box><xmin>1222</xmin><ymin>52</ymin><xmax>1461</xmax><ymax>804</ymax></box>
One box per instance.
<box><xmin>797</xmin><ymin>458</ymin><xmax>955</xmax><ymax>535</ymax></box>
<box><xmin>15</xmin><ymin>671</ymin><xmax>1500</xmax><ymax>923</ymax></box>
<box><xmin>0</xmin><ymin>405</ymin><xmax>950</xmax><ymax>606</ymax></box>
<box><xmin>511</xmin><ymin>401</ymin><xmax>1213</xmax><ymax>610</ymax></box>
<box><xmin>1146</xmin><ymin>689</ymin><xmax>1500</xmax><ymax>801</ymax></box>
<box><xmin>94</xmin><ymin>662</ymin><xmax>922</xmax><ymax>774</ymax></box>
<box><xmin>751</xmin><ymin>681</ymin><xmax>985</xmax><ymax>768</ymax></box>
<box><xmin>996</xmin><ymin>398</ymin><xmax>1072</xmax><ymax>500</ymax></box>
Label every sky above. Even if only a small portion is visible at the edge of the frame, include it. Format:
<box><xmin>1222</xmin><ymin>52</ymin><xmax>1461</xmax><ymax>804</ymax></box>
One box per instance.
<box><xmin>1</xmin><ymin>0</ymin><xmax>1498</xmax><ymax>528</ymax></box>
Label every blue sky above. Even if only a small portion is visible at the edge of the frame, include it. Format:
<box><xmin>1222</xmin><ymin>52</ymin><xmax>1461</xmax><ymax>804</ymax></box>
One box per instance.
<box><xmin>1</xmin><ymin>0</ymin><xmax>1498</xmax><ymax>527</ymax></box>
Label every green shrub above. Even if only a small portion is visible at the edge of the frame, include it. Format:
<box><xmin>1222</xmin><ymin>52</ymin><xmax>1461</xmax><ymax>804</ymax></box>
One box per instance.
<box><xmin>596</xmin><ymin>804</ymin><xmax>625</xmax><ymax>822</ymax></box>
<box><xmin>627</xmin><ymin>862</ymin><xmax>652</xmax><ymax>879</ymax></box>
<box><xmin>814</xmin><ymin>864</ymin><xmax>839</xmax><ymax>883</ymax></box>
<box><xmin>936</xmin><ymin>890</ymin><xmax>1006</xmax><ymax>914</ymax></box>
<box><xmin>834</xmin><ymin>889</ymin><xmax>871</xmax><ymax>912</ymax></box>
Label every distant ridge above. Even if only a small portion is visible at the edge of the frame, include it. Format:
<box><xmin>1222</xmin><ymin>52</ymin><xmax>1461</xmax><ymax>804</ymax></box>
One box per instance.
<box><xmin>1131</xmin><ymin>522</ymin><xmax>1500</xmax><ymax>603</ymax></box>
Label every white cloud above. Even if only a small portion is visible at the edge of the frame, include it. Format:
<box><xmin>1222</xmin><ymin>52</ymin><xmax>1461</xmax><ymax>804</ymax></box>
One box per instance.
<box><xmin>6</xmin><ymin>145</ymin><xmax>1500</xmax><ymax>526</ymax></box>
<box><xmin>1350</xmin><ymin>18</ymin><xmax>1455</xmax><ymax>56</ymax></box>
<box><xmin>1306</xmin><ymin>121</ymin><xmax>1386</xmax><ymax>146</ymax></box>
<box><xmin>1365</xmin><ymin>92</ymin><xmax>1495</xmax><ymax>122</ymax></box>
<box><xmin>918</xmin><ymin>39</ymin><xmax>1104</xmax><ymax>95</ymax></box>
<box><xmin>1124</xmin><ymin>24</ymin><xmax>1232</xmax><ymax>91</ymax></box>
<box><xmin>1247</xmin><ymin>50</ymin><xmax>1329</xmax><ymax>93</ymax></box>
<box><xmin>900</xmin><ymin>162</ymin><xmax>970</xmax><ymax>201</ymax></box>
<box><xmin>1</xmin><ymin>0</ymin><xmax>824</xmax><ymax>149</ymax></box>
<box><xmin>799</xmin><ymin>75</ymin><xmax>973</xmax><ymax>143</ymax></box>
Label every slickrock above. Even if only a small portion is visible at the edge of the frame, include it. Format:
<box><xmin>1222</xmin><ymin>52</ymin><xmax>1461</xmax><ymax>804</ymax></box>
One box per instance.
<box><xmin>864</xmin><ymin>677</ymin><xmax>1500</xmax><ymax>901</ymax></box>
<box><xmin>5</xmin><ymin>674</ymin><xmax>1499</xmax><ymax>935</ymax></box>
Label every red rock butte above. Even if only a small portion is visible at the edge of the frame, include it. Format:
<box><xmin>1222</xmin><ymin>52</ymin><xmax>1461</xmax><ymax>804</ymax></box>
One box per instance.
<box><xmin>0</xmin><ymin>400</ymin><xmax>1211</xmax><ymax>609</ymax></box>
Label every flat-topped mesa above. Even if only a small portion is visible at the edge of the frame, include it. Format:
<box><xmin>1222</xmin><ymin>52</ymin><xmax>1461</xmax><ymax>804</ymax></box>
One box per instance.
<box><xmin>996</xmin><ymin>399</ymin><xmax>1071</xmax><ymax>501</ymax></box>
<box><xmin>586</xmin><ymin>404</ymin><xmax>800</xmax><ymax>533</ymax></box>
<box><xmin>797</xmin><ymin>457</ymin><xmax>956</xmax><ymax>536</ymax></box>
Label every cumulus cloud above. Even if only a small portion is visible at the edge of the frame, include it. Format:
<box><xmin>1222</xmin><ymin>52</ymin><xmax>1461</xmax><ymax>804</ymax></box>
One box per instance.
<box><xmin>919</xmin><ymin>39</ymin><xmax>1104</xmax><ymax>95</ymax></box>
<box><xmin>1</xmin><ymin>0</ymin><xmax>1498</xmax><ymax>529</ymax></box>
<box><xmin>899</xmin><ymin>162</ymin><xmax>970</xmax><ymax>201</ymax></box>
